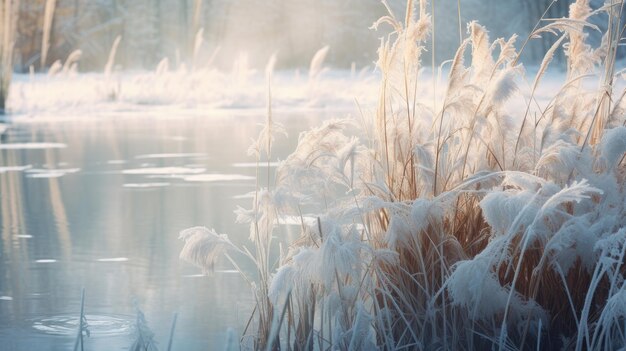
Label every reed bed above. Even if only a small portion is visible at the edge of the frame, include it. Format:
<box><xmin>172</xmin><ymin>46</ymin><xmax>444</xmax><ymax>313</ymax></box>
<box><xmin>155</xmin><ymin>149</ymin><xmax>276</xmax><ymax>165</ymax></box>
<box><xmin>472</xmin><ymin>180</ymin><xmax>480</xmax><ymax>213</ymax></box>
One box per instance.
<box><xmin>180</xmin><ymin>0</ymin><xmax>626</xmax><ymax>349</ymax></box>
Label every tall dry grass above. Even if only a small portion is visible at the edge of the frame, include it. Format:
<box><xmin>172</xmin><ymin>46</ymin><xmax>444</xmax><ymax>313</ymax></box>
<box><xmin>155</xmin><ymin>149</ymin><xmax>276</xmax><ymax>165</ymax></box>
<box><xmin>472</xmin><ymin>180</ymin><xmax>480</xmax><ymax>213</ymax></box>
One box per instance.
<box><xmin>180</xmin><ymin>0</ymin><xmax>626</xmax><ymax>350</ymax></box>
<box><xmin>0</xmin><ymin>0</ymin><xmax>19</xmax><ymax>114</ymax></box>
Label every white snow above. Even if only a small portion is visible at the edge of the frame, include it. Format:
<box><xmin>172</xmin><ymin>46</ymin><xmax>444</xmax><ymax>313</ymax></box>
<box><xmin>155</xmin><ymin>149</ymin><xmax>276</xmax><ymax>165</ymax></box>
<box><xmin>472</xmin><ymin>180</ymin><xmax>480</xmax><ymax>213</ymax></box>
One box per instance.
<box><xmin>232</xmin><ymin>162</ymin><xmax>281</xmax><ymax>168</ymax></box>
<box><xmin>0</xmin><ymin>165</ymin><xmax>32</xmax><ymax>173</ymax></box>
<box><xmin>233</xmin><ymin>193</ymin><xmax>255</xmax><ymax>200</ymax></box>
<box><xmin>96</xmin><ymin>257</ymin><xmax>129</xmax><ymax>262</ymax></box>
<box><xmin>26</xmin><ymin>168</ymin><xmax>80</xmax><ymax>178</ymax></box>
<box><xmin>123</xmin><ymin>182</ymin><xmax>170</xmax><ymax>188</ymax></box>
<box><xmin>107</xmin><ymin>160</ymin><xmax>127</xmax><ymax>165</ymax></box>
<box><xmin>277</xmin><ymin>215</ymin><xmax>316</xmax><ymax>226</ymax></box>
<box><xmin>182</xmin><ymin>174</ymin><xmax>255</xmax><ymax>182</ymax></box>
<box><xmin>122</xmin><ymin>167</ymin><xmax>205</xmax><ymax>175</ymax></box>
<box><xmin>0</xmin><ymin>143</ymin><xmax>67</xmax><ymax>150</ymax></box>
<box><xmin>35</xmin><ymin>259</ymin><xmax>57</xmax><ymax>263</ymax></box>
<box><xmin>5</xmin><ymin>70</ymin><xmax>378</xmax><ymax>118</ymax></box>
<box><xmin>135</xmin><ymin>153</ymin><xmax>206</xmax><ymax>159</ymax></box>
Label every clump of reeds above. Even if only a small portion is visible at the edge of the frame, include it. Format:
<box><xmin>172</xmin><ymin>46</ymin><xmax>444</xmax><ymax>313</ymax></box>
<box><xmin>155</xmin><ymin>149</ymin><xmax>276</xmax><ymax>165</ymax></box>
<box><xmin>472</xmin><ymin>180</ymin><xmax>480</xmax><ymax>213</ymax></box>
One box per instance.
<box><xmin>180</xmin><ymin>0</ymin><xmax>626</xmax><ymax>349</ymax></box>
<box><xmin>0</xmin><ymin>0</ymin><xmax>20</xmax><ymax>114</ymax></box>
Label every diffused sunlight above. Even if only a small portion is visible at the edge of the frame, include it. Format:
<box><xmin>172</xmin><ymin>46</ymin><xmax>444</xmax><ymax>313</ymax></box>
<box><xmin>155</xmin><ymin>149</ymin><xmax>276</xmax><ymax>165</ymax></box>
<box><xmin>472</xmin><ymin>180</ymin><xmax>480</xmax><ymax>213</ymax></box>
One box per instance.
<box><xmin>0</xmin><ymin>1</ymin><xmax>625</xmax><ymax>351</ymax></box>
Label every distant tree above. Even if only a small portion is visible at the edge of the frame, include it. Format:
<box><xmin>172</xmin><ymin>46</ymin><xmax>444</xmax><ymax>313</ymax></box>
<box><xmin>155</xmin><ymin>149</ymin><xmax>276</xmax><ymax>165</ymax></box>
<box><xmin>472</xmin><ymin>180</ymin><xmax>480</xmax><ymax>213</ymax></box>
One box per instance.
<box><xmin>15</xmin><ymin>0</ymin><xmax>124</xmax><ymax>71</ymax></box>
<box><xmin>1</xmin><ymin>0</ymin><xmax>20</xmax><ymax>113</ymax></box>
<box><xmin>122</xmin><ymin>0</ymin><xmax>160</xmax><ymax>68</ymax></box>
<box><xmin>7</xmin><ymin>0</ymin><xmax>625</xmax><ymax>72</ymax></box>
<box><xmin>69</xmin><ymin>0</ymin><xmax>123</xmax><ymax>69</ymax></box>
<box><xmin>15</xmin><ymin>0</ymin><xmax>45</xmax><ymax>70</ymax></box>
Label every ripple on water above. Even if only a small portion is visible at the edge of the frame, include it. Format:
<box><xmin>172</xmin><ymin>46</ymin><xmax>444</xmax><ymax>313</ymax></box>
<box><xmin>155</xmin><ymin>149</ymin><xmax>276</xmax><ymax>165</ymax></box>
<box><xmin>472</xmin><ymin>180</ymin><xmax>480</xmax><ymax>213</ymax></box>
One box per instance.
<box><xmin>31</xmin><ymin>314</ymin><xmax>133</xmax><ymax>337</ymax></box>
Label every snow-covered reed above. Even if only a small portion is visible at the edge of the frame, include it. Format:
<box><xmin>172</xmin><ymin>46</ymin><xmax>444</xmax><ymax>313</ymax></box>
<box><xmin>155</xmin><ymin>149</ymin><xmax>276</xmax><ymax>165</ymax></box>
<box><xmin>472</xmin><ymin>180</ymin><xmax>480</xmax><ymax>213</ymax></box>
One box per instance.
<box><xmin>5</xmin><ymin>32</ymin><xmax>378</xmax><ymax>117</ymax></box>
<box><xmin>8</xmin><ymin>67</ymin><xmax>378</xmax><ymax>117</ymax></box>
<box><xmin>180</xmin><ymin>0</ymin><xmax>626</xmax><ymax>349</ymax></box>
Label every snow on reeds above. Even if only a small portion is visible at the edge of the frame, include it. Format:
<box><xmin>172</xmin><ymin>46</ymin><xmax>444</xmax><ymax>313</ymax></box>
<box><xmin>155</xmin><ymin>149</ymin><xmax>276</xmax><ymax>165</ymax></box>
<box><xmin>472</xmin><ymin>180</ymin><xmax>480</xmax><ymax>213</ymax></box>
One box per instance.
<box><xmin>7</xmin><ymin>67</ymin><xmax>378</xmax><ymax>117</ymax></box>
<box><xmin>180</xmin><ymin>0</ymin><xmax>626</xmax><ymax>349</ymax></box>
<box><xmin>6</xmin><ymin>25</ymin><xmax>376</xmax><ymax>116</ymax></box>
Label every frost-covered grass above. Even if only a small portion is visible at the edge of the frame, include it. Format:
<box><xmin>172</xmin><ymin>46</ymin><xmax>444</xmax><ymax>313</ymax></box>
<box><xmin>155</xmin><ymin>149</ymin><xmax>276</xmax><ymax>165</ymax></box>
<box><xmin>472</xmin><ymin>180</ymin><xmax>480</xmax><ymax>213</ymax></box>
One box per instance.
<box><xmin>6</xmin><ymin>63</ymin><xmax>379</xmax><ymax>118</ymax></box>
<box><xmin>176</xmin><ymin>0</ymin><xmax>626</xmax><ymax>350</ymax></box>
<box><xmin>5</xmin><ymin>39</ymin><xmax>379</xmax><ymax>117</ymax></box>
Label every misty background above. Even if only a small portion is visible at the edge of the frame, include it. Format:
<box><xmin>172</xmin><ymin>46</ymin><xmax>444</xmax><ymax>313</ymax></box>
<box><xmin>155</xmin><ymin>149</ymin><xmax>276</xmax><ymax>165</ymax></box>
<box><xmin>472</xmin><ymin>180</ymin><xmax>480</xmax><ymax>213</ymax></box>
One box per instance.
<box><xmin>12</xmin><ymin>0</ymin><xmax>624</xmax><ymax>72</ymax></box>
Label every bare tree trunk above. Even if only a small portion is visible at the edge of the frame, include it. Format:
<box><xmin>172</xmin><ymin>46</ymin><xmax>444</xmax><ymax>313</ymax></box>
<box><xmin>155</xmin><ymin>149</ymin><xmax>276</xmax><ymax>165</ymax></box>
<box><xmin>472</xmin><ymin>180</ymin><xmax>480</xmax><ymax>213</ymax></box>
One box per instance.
<box><xmin>154</xmin><ymin>0</ymin><xmax>163</xmax><ymax>60</ymax></box>
<box><xmin>41</xmin><ymin>0</ymin><xmax>57</xmax><ymax>70</ymax></box>
<box><xmin>1</xmin><ymin>0</ymin><xmax>21</xmax><ymax>114</ymax></box>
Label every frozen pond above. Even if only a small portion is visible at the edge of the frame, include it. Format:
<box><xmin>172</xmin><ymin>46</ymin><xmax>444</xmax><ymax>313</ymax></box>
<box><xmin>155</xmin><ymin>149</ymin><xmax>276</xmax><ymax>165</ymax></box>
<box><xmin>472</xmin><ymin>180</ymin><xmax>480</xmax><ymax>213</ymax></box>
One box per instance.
<box><xmin>0</xmin><ymin>111</ymin><xmax>335</xmax><ymax>350</ymax></box>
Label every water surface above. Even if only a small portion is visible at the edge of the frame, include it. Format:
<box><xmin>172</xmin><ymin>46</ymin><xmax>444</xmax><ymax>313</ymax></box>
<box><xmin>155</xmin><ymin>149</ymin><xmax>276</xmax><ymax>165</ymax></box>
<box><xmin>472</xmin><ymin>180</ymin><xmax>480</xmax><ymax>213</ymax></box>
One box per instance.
<box><xmin>0</xmin><ymin>111</ymin><xmax>332</xmax><ymax>350</ymax></box>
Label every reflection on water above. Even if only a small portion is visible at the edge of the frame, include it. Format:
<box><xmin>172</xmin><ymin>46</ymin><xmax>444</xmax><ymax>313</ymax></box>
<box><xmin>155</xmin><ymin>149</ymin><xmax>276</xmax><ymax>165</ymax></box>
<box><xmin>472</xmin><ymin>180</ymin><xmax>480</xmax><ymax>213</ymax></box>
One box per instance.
<box><xmin>0</xmin><ymin>112</ymin><xmax>330</xmax><ymax>350</ymax></box>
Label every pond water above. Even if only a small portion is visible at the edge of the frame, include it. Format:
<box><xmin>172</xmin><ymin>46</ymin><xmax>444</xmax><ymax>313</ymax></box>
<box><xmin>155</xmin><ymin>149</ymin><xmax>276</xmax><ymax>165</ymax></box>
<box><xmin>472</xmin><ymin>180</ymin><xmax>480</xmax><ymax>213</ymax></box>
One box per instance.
<box><xmin>0</xmin><ymin>111</ymin><xmax>335</xmax><ymax>350</ymax></box>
